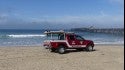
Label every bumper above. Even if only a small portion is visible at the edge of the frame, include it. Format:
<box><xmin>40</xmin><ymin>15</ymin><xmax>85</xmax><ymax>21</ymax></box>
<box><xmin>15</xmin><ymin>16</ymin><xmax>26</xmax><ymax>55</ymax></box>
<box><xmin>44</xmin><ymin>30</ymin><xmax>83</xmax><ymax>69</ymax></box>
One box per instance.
<box><xmin>44</xmin><ymin>46</ymin><xmax>50</xmax><ymax>49</ymax></box>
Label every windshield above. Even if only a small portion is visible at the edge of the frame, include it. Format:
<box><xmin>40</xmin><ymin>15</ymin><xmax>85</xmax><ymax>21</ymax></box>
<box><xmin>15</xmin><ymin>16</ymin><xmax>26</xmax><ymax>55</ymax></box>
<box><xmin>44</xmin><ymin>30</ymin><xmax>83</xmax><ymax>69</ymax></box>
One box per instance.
<box><xmin>75</xmin><ymin>35</ymin><xmax>85</xmax><ymax>40</ymax></box>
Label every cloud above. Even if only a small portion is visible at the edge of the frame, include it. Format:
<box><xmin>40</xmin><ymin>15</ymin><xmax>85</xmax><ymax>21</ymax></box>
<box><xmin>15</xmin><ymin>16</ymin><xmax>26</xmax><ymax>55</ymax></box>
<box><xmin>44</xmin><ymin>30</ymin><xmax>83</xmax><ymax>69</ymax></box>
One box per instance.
<box><xmin>26</xmin><ymin>14</ymin><xmax>124</xmax><ymax>28</ymax></box>
<box><xmin>0</xmin><ymin>11</ymin><xmax>124</xmax><ymax>29</ymax></box>
<box><xmin>108</xmin><ymin>0</ymin><xmax>124</xmax><ymax>5</ymax></box>
<box><xmin>0</xmin><ymin>13</ymin><xmax>9</xmax><ymax>23</ymax></box>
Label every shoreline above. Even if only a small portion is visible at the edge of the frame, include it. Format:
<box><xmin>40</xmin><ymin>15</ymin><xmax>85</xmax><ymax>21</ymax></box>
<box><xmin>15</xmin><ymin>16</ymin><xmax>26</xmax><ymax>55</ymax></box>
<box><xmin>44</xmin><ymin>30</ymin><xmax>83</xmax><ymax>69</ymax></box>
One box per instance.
<box><xmin>0</xmin><ymin>43</ymin><xmax>124</xmax><ymax>47</ymax></box>
<box><xmin>95</xmin><ymin>44</ymin><xmax>124</xmax><ymax>46</ymax></box>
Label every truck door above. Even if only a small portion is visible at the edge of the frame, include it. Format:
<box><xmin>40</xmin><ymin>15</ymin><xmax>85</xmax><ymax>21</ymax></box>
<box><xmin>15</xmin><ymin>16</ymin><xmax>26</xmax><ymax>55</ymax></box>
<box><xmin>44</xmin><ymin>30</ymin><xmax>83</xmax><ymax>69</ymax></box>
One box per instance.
<box><xmin>67</xmin><ymin>35</ymin><xmax>77</xmax><ymax>46</ymax></box>
<box><xmin>75</xmin><ymin>35</ymin><xmax>86</xmax><ymax>47</ymax></box>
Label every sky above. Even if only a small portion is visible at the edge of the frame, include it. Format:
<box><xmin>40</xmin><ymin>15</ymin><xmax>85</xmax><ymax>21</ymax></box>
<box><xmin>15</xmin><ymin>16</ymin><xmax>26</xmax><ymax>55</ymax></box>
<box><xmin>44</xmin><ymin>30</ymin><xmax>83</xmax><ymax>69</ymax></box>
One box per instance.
<box><xmin>0</xmin><ymin>0</ymin><xmax>124</xmax><ymax>29</ymax></box>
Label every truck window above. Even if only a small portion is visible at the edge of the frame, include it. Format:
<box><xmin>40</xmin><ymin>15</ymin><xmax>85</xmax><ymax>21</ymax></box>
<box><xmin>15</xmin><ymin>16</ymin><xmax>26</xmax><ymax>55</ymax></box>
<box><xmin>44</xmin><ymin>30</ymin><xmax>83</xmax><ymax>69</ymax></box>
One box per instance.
<box><xmin>76</xmin><ymin>35</ymin><xmax>84</xmax><ymax>40</ymax></box>
<box><xmin>69</xmin><ymin>35</ymin><xmax>75</xmax><ymax>40</ymax></box>
<box><xmin>59</xmin><ymin>34</ymin><xmax>64</xmax><ymax>40</ymax></box>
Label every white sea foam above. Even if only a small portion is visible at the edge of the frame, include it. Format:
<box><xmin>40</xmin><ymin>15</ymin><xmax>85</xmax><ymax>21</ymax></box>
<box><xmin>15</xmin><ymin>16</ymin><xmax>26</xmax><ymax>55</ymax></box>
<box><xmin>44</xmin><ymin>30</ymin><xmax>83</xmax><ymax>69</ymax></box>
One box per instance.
<box><xmin>94</xmin><ymin>40</ymin><xmax>124</xmax><ymax>44</ymax></box>
<box><xmin>8</xmin><ymin>34</ymin><xmax>46</xmax><ymax>38</ymax></box>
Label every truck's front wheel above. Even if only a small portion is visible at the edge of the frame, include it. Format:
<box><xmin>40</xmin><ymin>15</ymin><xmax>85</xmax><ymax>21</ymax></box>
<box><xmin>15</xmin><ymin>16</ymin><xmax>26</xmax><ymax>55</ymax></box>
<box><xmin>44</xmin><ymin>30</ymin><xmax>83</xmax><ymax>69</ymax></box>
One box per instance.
<box><xmin>58</xmin><ymin>46</ymin><xmax>66</xmax><ymax>54</ymax></box>
<box><xmin>86</xmin><ymin>45</ymin><xmax>93</xmax><ymax>51</ymax></box>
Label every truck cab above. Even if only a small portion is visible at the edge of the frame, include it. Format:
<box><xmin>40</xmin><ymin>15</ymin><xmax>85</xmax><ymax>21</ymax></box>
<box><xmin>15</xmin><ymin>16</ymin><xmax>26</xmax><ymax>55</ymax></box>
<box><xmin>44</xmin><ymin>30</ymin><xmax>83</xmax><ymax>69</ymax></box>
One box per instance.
<box><xmin>43</xmin><ymin>30</ymin><xmax>94</xmax><ymax>54</ymax></box>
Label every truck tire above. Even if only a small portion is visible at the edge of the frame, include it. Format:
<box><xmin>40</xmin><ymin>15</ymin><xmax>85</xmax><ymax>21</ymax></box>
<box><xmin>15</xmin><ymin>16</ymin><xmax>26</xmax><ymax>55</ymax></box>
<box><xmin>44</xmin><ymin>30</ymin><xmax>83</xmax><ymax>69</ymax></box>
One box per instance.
<box><xmin>86</xmin><ymin>45</ymin><xmax>93</xmax><ymax>51</ymax></box>
<box><xmin>58</xmin><ymin>46</ymin><xmax>66</xmax><ymax>54</ymax></box>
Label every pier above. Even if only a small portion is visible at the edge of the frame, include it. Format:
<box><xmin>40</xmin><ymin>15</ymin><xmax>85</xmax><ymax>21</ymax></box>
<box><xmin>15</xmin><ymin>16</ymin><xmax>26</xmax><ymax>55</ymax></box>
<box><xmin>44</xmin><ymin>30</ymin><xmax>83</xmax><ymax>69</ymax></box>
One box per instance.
<box><xmin>71</xmin><ymin>27</ymin><xmax>124</xmax><ymax>35</ymax></box>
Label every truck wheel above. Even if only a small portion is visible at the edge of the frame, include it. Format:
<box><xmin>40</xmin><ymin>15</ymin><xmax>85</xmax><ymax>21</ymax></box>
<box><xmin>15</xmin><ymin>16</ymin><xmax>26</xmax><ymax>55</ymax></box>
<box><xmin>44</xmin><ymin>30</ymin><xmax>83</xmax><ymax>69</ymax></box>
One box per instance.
<box><xmin>58</xmin><ymin>46</ymin><xmax>66</xmax><ymax>54</ymax></box>
<box><xmin>86</xmin><ymin>45</ymin><xmax>93</xmax><ymax>51</ymax></box>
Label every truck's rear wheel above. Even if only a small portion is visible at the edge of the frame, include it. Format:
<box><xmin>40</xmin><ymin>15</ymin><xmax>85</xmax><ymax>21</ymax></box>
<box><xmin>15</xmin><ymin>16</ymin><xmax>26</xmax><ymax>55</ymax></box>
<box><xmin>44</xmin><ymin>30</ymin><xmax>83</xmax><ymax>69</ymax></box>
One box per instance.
<box><xmin>58</xmin><ymin>46</ymin><xmax>66</xmax><ymax>54</ymax></box>
<box><xmin>86</xmin><ymin>45</ymin><xmax>93</xmax><ymax>51</ymax></box>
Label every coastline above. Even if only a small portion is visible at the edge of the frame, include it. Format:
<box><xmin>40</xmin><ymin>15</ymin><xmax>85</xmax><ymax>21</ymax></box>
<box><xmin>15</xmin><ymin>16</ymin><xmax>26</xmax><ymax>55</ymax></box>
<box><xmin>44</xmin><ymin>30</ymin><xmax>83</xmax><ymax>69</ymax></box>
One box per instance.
<box><xmin>0</xmin><ymin>44</ymin><xmax>124</xmax><ymax>70</ymax></box>
<box><xmin>0</xmin><ymin>43</ymin><xmax>124</xmax><ymax>47</ymax></box>
<box><xmin>95</xmin><ymin>44</ymin><xmax>124</xmax><ymax>46</ymax></box>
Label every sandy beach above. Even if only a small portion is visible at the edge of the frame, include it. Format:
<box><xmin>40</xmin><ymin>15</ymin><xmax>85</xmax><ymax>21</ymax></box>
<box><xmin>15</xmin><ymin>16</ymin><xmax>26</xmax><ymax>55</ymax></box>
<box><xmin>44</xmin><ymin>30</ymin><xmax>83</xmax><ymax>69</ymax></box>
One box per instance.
<box><xmin>0</xmin><ymin>44</ymin><xmax>124</xmax><ymax>70</ymax></box>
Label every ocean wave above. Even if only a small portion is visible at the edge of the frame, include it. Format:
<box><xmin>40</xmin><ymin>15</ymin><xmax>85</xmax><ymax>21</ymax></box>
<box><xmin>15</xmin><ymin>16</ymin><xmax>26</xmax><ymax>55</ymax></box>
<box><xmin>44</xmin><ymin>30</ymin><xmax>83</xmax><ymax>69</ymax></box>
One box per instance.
<box><xmin>94</xmin><ymin>40</ymin><xmax>124</xmax><ymax>44</ymax></box>
<box><xmin>8</xmin><ymin>34</ymin><xmax>46</xmax><ymax>38</ymax></box>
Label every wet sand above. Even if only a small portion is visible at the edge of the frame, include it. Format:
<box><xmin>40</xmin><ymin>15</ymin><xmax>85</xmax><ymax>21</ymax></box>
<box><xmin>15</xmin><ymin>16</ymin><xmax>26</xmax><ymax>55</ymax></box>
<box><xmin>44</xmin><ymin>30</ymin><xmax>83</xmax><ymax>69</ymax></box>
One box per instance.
<box><xmin>0</xmin><ymin>44</ymin><xmax>124</xmax><ymax>70</ymax></box>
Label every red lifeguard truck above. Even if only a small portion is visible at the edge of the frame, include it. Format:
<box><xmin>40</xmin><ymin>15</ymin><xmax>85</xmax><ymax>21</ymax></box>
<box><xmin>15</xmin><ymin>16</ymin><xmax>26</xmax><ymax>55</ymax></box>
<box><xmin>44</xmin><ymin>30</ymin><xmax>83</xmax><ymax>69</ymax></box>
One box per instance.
<box><xmin>43</xmin><ymin>30</ymin><xmax>94</xmax><ymax>54</ymax></box>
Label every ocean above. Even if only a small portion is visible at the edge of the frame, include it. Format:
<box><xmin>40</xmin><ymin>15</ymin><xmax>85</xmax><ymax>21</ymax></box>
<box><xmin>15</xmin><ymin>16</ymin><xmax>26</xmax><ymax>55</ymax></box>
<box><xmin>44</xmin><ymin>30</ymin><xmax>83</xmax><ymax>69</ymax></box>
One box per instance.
<box><xmin>0</xmin><ymin>29</ymin><xmax>124</xmax><ymax>46</ymax></box>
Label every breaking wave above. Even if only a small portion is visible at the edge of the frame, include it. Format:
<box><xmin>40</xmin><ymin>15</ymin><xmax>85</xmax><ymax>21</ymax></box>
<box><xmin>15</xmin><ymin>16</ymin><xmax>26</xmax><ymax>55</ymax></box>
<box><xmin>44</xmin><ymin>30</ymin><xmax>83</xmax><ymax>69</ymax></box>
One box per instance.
<box><xmin>0</xmin><ymin>34</ymin><xmax>46</xmax><ymax>38</ymax></box>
